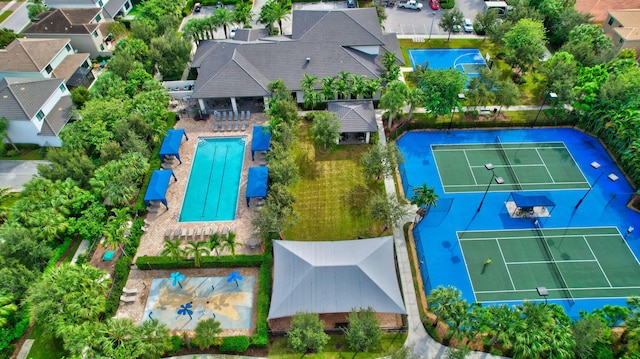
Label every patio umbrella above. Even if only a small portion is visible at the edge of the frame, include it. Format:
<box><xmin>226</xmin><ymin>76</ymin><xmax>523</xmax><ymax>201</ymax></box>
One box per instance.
<box><xmin>170</xmin><ymin>271</ymin><xmax>185</xmax><ymax>289</ymax></box>
<box><xmin>227</xmin><ymin>271</ymin><xmax>243</xmax><ymax>287</ymax></box>
<box><xmin>177</xmin><ymin>302</ymin><xmax>193</xmax><ymax>320</ymax></box>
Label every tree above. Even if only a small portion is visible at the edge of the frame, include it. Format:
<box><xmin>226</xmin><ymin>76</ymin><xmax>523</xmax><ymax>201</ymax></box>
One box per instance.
<box><xmin>428</xmin><ymin>286</ymin><xmax>464</xmax><ymax>328</ymax></box>
<box><xmin>572</xmin><ymin>316</ymin><xmax>608</xmax><ymax>359</ymax></box>
<box><xmin>139</xmin><ymin>318</ymin><xmax>173</xmax><ymax>359</ymax></box>
<box><xmin>380</xmin><ymin>80</ymin><xmax>407</xmax><ymax>129</ymax></box>
<box><xmin>310</xmin><ymin>111</ymin><xmax>341</xmax><ymax>150</ymax></box>
<box><xmin>185</xmin><ymin>241</ymin><xmax>210</xmax><ymax>267</ymax></box>
<box><xmin>493</xmin><ymin>79</ymin><xmax>519</xmax><ymax>118</ymax></box>
<box><xmin>0</xmin><ymin>294</ymin><xmax>17</xmax><ymax>327</ymax></box>
<box><xmin>268</xmin><ymin>144</ymin><xmax>300</xmax><ymax>186</ymax></box>
<box><xmin>0</xmin><ymin>227</ymin><xmax>53</xmax><ymax>272</ymax></box>
<box><xmin>0</xmin><ymin>28</ymin><xmax>23</xmax><ymax>49</ymax></box>
<box><xmin>439</xmin><ymin>8</ymin><xmax>464</xmax><ymax>42</ymax></box>
<box><xmin>192</xmin><ymin>318</ymin><xmax>223</xmax><ymax>349</ymax></box>
<box><xmin>623</xmin><ymin>297</ymin><xmax>640</xmax><ymax>352</ymax></box>
<box><xmin>233</xmin><ymin>0</ymin><xmax>253</xmax><ymax>28</ymax></box>
<box><xmin>0</xmin><ymin>117</ymin><xmax>18</xmax><ymax>153</ymax></box>
<box><xmin>546</xmin><ymin>7</ymin><xmax>591</xmax><ymax>47</ymax></box>
<box><xmin>213</xmin><ymin>7</ymin><xmax>235</xmax><ymax>39</ymax></box>
<box><xmin>259</xmin><ymin>0</ymin><xmax>290</xmax><ymax>35</ymax></box>
<box><xmin>511</xmin><ymin>302</ymin><xmax>575</xmax><ymax>358</ymax></box>
<box><xmin>222</xmin><ymin>230</ymin><xmax>242</xmax><ymax>258</ymax></box>
<box><xmin>161</xmin><ymin>239</ymin><xmax>185</xmax><ymax>262</ymax></box>
<box><xmin>539</xmin><ymin>51</ymin><xmax>578</xmax><ymax>105</ymax></box>
<box><xmin>360</xmin><ymin>143</ymin><xmax>402</xmax><ymax>181</ymax></box>
<box><xmin>473</xmin><ymin>10</ymin><xmax>498</xmax><ymax>39</ymax></box>
<box><xmin>368</xmin><ymin>192</ymin><xmax>407</xmax><ymax>230</ymax></box>
<box><xmin>90</xmin><ymin>152</ymin><xmax>148</xmax><ymax>206</ymax></box>
<box><xmin>343</xmin><ymin>307</ymin><xmax>383</xmax><ymax>352</ymax></box>
<box><xmin>0</xmin><ymin>187</ymin><xmax>13</xmax><ymax>225</ymax></box>
<box><xmin>148</xmin><ymin>31</ymin><xmax>191</xmax><ymax>80</ymax></box>
<box><xmin>287</xmin><ymin>312</ymin><xmax>329</xmax><ymax>353</ymax></box>
<box><xmin>208</xmin><ymin>232</ymin><xmax>224</xmax><ymax>257</ymax></box>
<box><xmin>411</xmin><ymin>183</ymin><xmax>439</xmax><ymax>212</ymax></box>
<box><xmin>415</xmin><ymin>68</ymin><xmax>466</xmax><ymax>119</ymax></box>
<box><xmin>502</xmin><ymin>18</ymin><xmax>547</xmax><ymax>77</ymax></box>
<box><xmin>252</xmin><ymin>194</ymin><xmax>298</xmax><ymax>239</ymax></box>
<box><xmin>560</xmin><ymin>24</ymin><xmax>615</xmax><ymax>67</ymax></box>
<box><xmin>27</xmin><ymin>0</ymin><xmax>48</xmax><ymax>20</ymax></box>
<box><xmin>381</xmin><ymin>52</ymin><xmax>401</xmax><ymax>84</ymax></box>
<box><xmin>405</xmin><ymin>88</ymin><xmax>423</xmax><ymax>122</ymax></box>
<box><xmin>371</xmin><ymin>3</ymin><xmax>387</xmax><ymax>28</ymax></box>
<box><xmin>470</xmin><ymin>304</ymin><xmax>520</xmax><ymax>349</ymax></box>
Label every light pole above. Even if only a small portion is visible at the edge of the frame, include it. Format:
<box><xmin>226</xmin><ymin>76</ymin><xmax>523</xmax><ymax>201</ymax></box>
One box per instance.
<box><xmin>575</xmin><ymin>161</ymin><xmax>619</xmax><ymax>209</ymax></box>
<box><xmin>477</xmin><ymin>163</ymin><xmax>505</xmax><ymax>212</ymax></box>
<box><xmin>428</xmin><ymin>12</ymin><xmax>437</xmax><ymax>40</ymax></box>
<box><xmin>531</xmin><ymin>92</ymin><xmax>557</xmax><ymax>128</ymax></box>
<box><xmin>448</xmin><ymin>93</ymin><xmax>466</xmax><ymax>130</ymax></box>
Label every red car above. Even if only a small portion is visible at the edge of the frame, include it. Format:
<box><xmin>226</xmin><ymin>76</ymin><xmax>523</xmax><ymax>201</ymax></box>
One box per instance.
<box><xmin>429</xmin><ymin>0</ymin><xmax>440</xmax><ymax>10</ymax></box>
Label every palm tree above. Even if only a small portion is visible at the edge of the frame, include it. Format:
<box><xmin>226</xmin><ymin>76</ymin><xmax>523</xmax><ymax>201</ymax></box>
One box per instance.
<box><xmin>406</xmin><ymin>88</ymin><xmax>424</xmax><ymax>121</ymax></box>
<box><xmin>351</xmin><ymin>75</ymin><xmax>367</xmax><ymax>100</ymax></box>
<box><xmin>322</xmin><ymin>77</ymin><xmax>337</xmax><ymax>100</ymax></box>
<box><xmin>0</xmin><ymin>294</ymin><xmax>17</xmax><ymax>327</ymax></box>
<box><xmin>427</xmin><ymin>285</ymin><xmax>464</xmax><ymax>328</ymax></box>
<box><xmin>139</xmin><ymin>318</ymin><xmax>173</xmax><ymax>359</ymax></box>
<box><xmin>213</xmin><ymin>7</ymin><xmax>235</xmax><ymax>39</ymax></box>
<box><xmin>380</xmin><ymin>80</ymin><xmax>407</xmax><ymax>129</ymax></box>
<box><xmin>266</xmin><ymin>0</ymin><xmax>290</xmax><ymax>35</ymax></box>
<box><xmin>185</xmin><ymin>241</ymin><xmax>210</xmax><ymax>267</ymax></box>
<box><xmin>192</xmin><ymin>318</ymin><xmax>223</xmax><ymax>349</ymax></box>
<box><xmin>96</xmin><ymin>318</ymin><xmax>145</xmax><ymax>358</ymax></box>
<box><xmin>233</xmin><ymin>0</ymin><xmax>253</xmax><ymax>28</ymax></box>
<box><xmin>222</xmin><ymin>230</ymin><xmax>242</xmax><ymax>258</ymax></box>
<box><xmin>365</xmin><ymin>78</ymin><xmax>382</xmax><ymax>99</ymax></box>
<box><xmin>411</xmin><ymin>183</ymin><xmax>439</xmax><ymax>214</ymax></box>
<box><xmin>208</xmin><ymin>232</ymin><xmax>224</xmax><ymax>257</ymax></box>
<box><xmin>301</xmin><ymin>74</ymin><xmax>318</xmax><ymax>92</ymax></box>
<box><xmin>0</xmin><ymin>117</ymin><xmax>19</xmax><ymax>152</ymax></box>
<box><xmin>161</xmin><ymin>240</ymin><xmax>185</xmax><ymax>262</ymax></box>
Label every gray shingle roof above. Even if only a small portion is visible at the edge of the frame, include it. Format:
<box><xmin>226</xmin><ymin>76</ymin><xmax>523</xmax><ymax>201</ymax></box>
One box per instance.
<box><xmin>268</xmin><ymin>237</ymin><xmax>406</xmax><ymax>320</ymax></box>
<box><xmin>103</xmin><ymin>0</ymin><xmax>127</xmax><ymax>18</ymax></box>
<box><xmin>192</xmin><ymin>9</ymin><xmax>400</xmax><ymax>99</ymax></box>
<box><xmin>0</xmin><ymin>77</ymin><xmax>65</xmax><ymax>120</ymax></box>
<box><xmin>23</xmin><ymin>8</ymin><xmax>100</xmax><ymax>35</ymax></box>
<box><xmin>329</xmin><ymin>101</ymin><xmax>377</xmax><ymax>133</ymax></box>
<box><xmin>233</xmin><ymin>28</ymin><xmax>270</xmax><ymax>42</ymax></box>
<box><xmin>39</xmin><ymin>95</ymin><xmax>72</xmax><ymax>136</ymax></box>
<box><xmin>0</xmin><ymin>38</ymin><xmax>71</xmax><ymax>73</ymax></box>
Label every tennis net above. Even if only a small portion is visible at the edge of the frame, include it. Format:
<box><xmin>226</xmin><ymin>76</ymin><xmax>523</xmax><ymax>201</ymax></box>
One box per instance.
<box><xmin>534</xmin><ymin>220</ymin><xmax>574</xmax><ymax>303</ymax></box>
<box><xmin>495</xmin><ymin>136</ymin><xmax>522</xmax><ymax>190</ymax></box>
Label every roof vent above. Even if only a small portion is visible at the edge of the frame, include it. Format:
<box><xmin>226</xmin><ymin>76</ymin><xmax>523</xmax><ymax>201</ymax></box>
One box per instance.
<box><xmin>306</xmin><ymin>57</ymin><xmax>311</xmax><ymax>62</ymax></box>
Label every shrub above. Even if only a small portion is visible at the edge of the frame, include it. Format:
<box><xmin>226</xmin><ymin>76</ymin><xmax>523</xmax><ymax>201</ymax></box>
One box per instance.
<box><xmin>220</xmin><ymin>336</ymin><xmax>251</xmax><ymax>353</ymax></box>
<box><xmin>168</xmin><ymin>335</ymin><xmax>183</xmax><ymax>354</ymax></box>
<box><xmin>135</xmin><ymin>254</ymin><xmax>263</xmax><ymax>269</ymax></box>
<box><xmin>104</xmin><ymin>256</ymin><xmax>132</xmax><ymax>317</ymax></box>
<box><xmin>6</xmin><ymin>150</ymin><xmax>19</xmax><ymax>157</ymax></box>
<box><xmin>287</xmin><ymin>312</ymin><xmax>329</xmax><ymax>353</ymax></box>
<box><xmin>440</xmin><ymin>0</ymin><xmax>455</xmax><ymax>9</ymax></box>
<box><xmin>251</xmin><ymin>246</ymin><xmax>272</xmax><ymax>347</ymax></box>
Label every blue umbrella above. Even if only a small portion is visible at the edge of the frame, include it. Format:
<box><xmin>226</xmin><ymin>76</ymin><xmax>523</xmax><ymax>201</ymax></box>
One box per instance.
<box><xmin>178</xmin><ymin>302</ymin><xmax>193</xmax><ymax>320</ymax></box>
<box><xmin>170</xmin><ymin>271</ymin><xmax>185</xmax><ymax>289</ymax></box>
<box><xmin>227</xmin><ymin>271</ymin><xmax>243</xmax><ymax>287</ymax></box>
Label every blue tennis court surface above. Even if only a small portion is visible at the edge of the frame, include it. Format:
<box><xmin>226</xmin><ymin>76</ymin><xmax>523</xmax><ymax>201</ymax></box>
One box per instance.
<box><xmin>397</xmin><ymin>129</ymin><xmax>640</xmax><ymax>317</ymax></box>
<box><xmin>408</xmin><ymin>48</ymin><xmax>488</xmax><ymax>75</ymax></box>
<box><xmin>180</xmin><ymin>137</ymin><xmax>245</xmax><ymax>222</ymax></box>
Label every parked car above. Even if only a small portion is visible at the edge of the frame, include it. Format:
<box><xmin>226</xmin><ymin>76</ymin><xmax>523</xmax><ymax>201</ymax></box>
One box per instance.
<box><xmin>463</xmin><ymin>18</ymin><xmax>473</xmax><ymax>32</ymax></box>
<box><xmin>397</xmin><ymin>0</ymin><xmax>423</xmax><ymax>10</ymax></box>
<box><xmin>429</xmin><ymin>0</ymin><xmax>439</xmax><ymax>10</ymax></box>
<box><xmin>347</xmin><ymin>0</ymin><xmax>356</xmax><ymax>8</ymax></box>
<box><xmin>193</xmin><ymin>2</ymin><xmax>201</xmax><ymax>12</ymax></box>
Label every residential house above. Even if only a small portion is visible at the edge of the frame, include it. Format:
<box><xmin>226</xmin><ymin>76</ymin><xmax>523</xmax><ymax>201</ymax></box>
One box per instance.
<box><xmin>0</xmin><ymin>77</ymin><xmax>72</xmax><ymax>146</ymax></box>
<box><xmin>22</xmin><ymin>8</ymin><xmax>113</xmax><ymax>58</ymax></box>
<box><xmin>0</xmin><ymin>38</ymin><xmax>94</xmax><ymax>88</ymax></box>
<box><xmin>603</xmin><ymin>10</ymin><xmax>640</xmax><ymax>56</ymax></box>
<box><xmin>329</xmin><ymin>101</ymin><xmax>377</xmax><ymax>144</ymax></box>
<box><xmin>44</xmin><ymin>0</ymin><xmax>132</xmax><ymax>19</ymax></box>
<box><xmin>190</xmin><ymin>8</ymin><xmax>403</xmax><ymax>114</ymax></box>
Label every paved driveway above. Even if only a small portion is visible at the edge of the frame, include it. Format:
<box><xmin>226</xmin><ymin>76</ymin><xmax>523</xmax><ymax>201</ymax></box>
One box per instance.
<box><xmin>0</xmin><ymin>161</ymin><xmax>48</xmax><ymax>192</ymax></box>
<box><xmin>383</xmin><ymin>0</ymin><xmax>486</xmax><ymax>36</ymax></box>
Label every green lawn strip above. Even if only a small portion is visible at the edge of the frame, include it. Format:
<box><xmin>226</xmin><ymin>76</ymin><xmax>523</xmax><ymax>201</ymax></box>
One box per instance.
<box><xmin>0</xmin><ymin>148</ymin><xmax>46</xmax><ymax>160</ymax></box>
<box><xmin>285</xmin><ymin>123</ymin><xmax>387</xmax><ymax>240</ymax></box>
<box><xmin>0</xmin><ymin>10</ymin><xmax>13</xmax><ymax>22</ymax></box>
<box><xmin>27</xmin><ymin>323</ymin><xmax>67</xmax><ymax>359</ymax></box>
<box><xmin>268</xmin><ymin>332</ymin><xmax>407</xmax><ymax>358</ymax></box>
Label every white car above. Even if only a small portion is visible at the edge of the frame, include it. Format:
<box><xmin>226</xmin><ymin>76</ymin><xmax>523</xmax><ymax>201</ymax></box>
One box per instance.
<box><xmin>463</xmin><ymin>18</ymin><xmax>474</xmax><ymax>33</ymax></box>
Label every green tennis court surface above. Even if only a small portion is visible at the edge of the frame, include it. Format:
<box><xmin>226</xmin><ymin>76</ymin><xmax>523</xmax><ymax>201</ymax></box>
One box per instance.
<box><xmin>459</xmin><ymin>227</ymin><xmax>640</xmax><ymax>302</ymax></box>
<box><xmin>433</xmin><ymin>141</ymin><xmax>590</xmax><ymax>192</ymax></box>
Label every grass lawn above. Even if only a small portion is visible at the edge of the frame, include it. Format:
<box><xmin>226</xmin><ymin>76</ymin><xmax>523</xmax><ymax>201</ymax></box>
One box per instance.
<box><xmin>284</xmin><ymin>121</ymin><xmax>389</xmax><ymax>241</ymax></box>
<box><xmin>27</xmin><ymin>323</ymin><xmax>67</xmax><ymax>359</ymax></box>
<box><xmin>269</xmin><ymin>332</ymin><xmax>407</xmax><ymax>358</ymax></box>
<box><xmin>0</xmin><ymin>147</ymin><xmax>46</xmax><ymax>160</ymax></box>
<box><xmin>399</xmin><ymin>38</ymin><xmax>542</xmax><ymax>105</ymax></box>
<box><xmin>0</xmin><ymin>10</ymin><xmax>12</xmax><ymax>22</ymax></box>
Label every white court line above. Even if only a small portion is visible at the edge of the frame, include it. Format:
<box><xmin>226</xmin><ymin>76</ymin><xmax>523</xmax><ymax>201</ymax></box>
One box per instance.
<box><xmin>582</xmin><ymin>235</ymin><xmax>613</xmax><ymax>287</ymax></box>
<box><xmin>496</xmin><ymin>238</ymin><xmax>516</xmax><ymax>290</ymax></box>
<box><xmin>476</xmin><ymin>285</ymin><xmax>640</xmax><ymax>294</ymax></box>
<box><xmin>535</xmin><ymin>148</ymin><xmax>557</xmax><ymax>183</ymax></box>
<box><xmin>462</xmin><ymin>149</ymin><xmax>478</xmax><ymax>185</ymax></box>
<box><xmin>507</xmin><ymin>259</ymin><xmax>598</xmax><ymax>265</ymax></box>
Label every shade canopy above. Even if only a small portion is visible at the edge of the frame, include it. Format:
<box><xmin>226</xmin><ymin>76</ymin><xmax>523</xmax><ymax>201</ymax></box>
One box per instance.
<box><xmin>246</xmin><ymin>166</ymin><xmax>268</xmax><ymax>206</ymax></box>
<box><xmin>268</xmin><ymin>237</ymin><xmax>406</xmax><ymax>321</ymax></box>
<box><xmin>144</xmin><ymin>170</ymin><xmax>177</xmax><ymax>209</ymax></box>
<box><xmin>251</xmin><ymin>126</ymin><xmax>271</xmax><ymax>160</ymax></box>
<box><xmin>159</xmin><ymin>129</ymin><xmax>188</xmax><ymax>164</ymax></box>
<box><xmin>511</xmin><ymin>192</ymin><xmax>556</xmax><ymax>208</ymax></box>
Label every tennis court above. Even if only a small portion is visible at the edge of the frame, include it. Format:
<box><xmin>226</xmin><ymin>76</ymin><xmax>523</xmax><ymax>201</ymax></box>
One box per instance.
<box><xmin>460</xmin><ymin>227</ymin><xmax>640</xmax><ymax>303</ymax></box>
<box><xmin>433</xmin><ymin>139</ymin><xmax>590</xmax><ymax>193</ymax></box>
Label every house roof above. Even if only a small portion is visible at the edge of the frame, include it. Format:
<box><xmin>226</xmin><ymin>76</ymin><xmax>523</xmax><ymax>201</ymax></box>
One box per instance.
<box><xmin>52</xmin><ymin>53</ymin><xmax>90</xmax><ymax>80</ymax></box>
<box><xmin>268</xmin><ymin>237</ymin><xmax>406</xmax><ymax>320</ymax></box>
<box><xmin>576</xmin><ymin>0</ymin><xmax>640</xmax><ymax>23</ymax></box>
<box><xmin>614</xmin><ymin>27</ymin><xmax>640</xmax><ymax>41</ymax></box>
<box><xmin>45</xmin><ymin>0</ymin><xmax>100</xmax><ymax>7</ymax></box>
<box><xmin>191</xmin><ymin>9</ymin><xmax>401</xmax><ymax>99</ymax></box>
<box><xmin>103</xmin><ymin>0</ymin><xmax>127</xmax><ymax>18</ymax></box>
<box><xmin>233</xmin><ymin>28</ymin><xmax>271</xmax><ymax>42</ymax></box>
<box><xmin>39</xmin><ymin>95</ymin><xmax>72</xmax><ymax>136</ymax></box>
<box><xmin>607</xmin><ymin>9</ymin><xmax>640</xmax><ymax>27</ymax></box>
<box><xmin>0</xmin><ymin>38</ymin><xmax>70</xmax><ymax>73</ymax></box>
<box><xmin>0</xmin><ymin>77</ymin><xmax>65</xmax><ymax>120</ymax></box>
<box><xmin>23</xmin><ymin>8</ymin><xmax>101</xmax><ymax>35</ymax></box>
<box><xmin>329</xmin><ymin>101</ymin><xmax>377</xmax><ymax>133</ymax></box>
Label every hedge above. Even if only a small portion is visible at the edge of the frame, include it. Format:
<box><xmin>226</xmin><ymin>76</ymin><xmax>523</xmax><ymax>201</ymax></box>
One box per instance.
<box><xmin>220</xmin><ymin>336</ymin><xmax>251</xmax><ymax>353</ymax></box>
<box><xmin>135</xmin><ymin>253</ymin><xmax>264</xmax><ymax>269</ymax></box>
<box><xmin>251</xmin><ymin>238</ymin><xmax>273</xmax><ymax>347</ymax></box>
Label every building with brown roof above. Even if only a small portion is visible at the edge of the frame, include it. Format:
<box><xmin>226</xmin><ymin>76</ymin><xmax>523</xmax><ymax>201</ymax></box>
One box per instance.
<box><xmin>602</xmin><ymin>10</ymin><xmax>640</xmax><ymax>57</ymax></box>
<box><xmin>22</xmin><ymin>8</ymin><xmax>112</xmax><ymax>58</ymax></box>
<box><xmin>0</xmin><ymin>38</ymin><xmax>94</xmax><ymax>88</ymax></box>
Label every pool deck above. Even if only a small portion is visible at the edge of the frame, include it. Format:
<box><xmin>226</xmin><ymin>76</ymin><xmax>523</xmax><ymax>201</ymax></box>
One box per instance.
<box><xmin>117</xmin><ymin>112</ymin><xmax>269</xmax><ymax>334</ymax></box>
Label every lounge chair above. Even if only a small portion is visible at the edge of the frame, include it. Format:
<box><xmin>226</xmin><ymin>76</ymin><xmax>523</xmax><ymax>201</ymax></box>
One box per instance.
<box><xmin>241</xmin><ymin>121</ymin><xmax>247</xmax><ymax>131</ymax></box>
<box><xmin>234</xmin><ymin>122</ymin><xmax>239</xmax><ymax>131</ymax></box>
<box><xmin>246</xmin><ymin>110</ymin><xmax>251</xmax><ymax>120</ymax></box>
<box><xmin>164</xmin><ymin>229</ymin><xmax>172</xmax><ymax>240</ymax></box>
<box><xmin>122</xmin><ymin>287</ymin><xmax>138</xmax><ymax>295</ymax></box>
<box><xmin>203</xmin><ymin>227</ymin><xmax>211</xmax><ymax>238</ymax></box>
<box><xmin>195</xmin><ymin>228</ymin><xmax>203</xmax><ymax>240</ymax></box>
<box><xmin>222</xmin><ymin>112</ymin><xmax>227</xmax><ymax>121</ymax></box>
<box><xmin>227</xmin><ymin>122</ymin><xmax>233</xmax><ymax>131</ymax></box>
<box><xmin>213</xmin><ymin>122</ymin><xmax>219</xmax><ymax>132</ymax></box>
<box><xmin>120</xmin><ymin>295</ymin><xmax>136</xmax><ymax>303</ymax></box>
<box><xmin>173</xmin><ymin>228</ymin><xmax>181</xmax><ymax>240</ymax></box>
<box><xmin>240</xmin><ymin>111</ymin><xmax>245</xmax><ymax>120</ymax></box>
<box><xmin>221</xmin><ymin>226</ymin><xmax>229</xmax><ymax>236</ymax></box>
<box><xmin>228</xmin><ymin>111</ymin><xmax>234</xmax><ymax>120</ymax></box>
<box><xmin>181</xmin><ymin>228</ymin><xmax>188</xmax><ymax>239</ymax></box>
<box><xmin>234</xmin><ymin>112</ymin><xmax>238</xmax><ymax>121</ymax></box>
<box><xmin>187</xmin><ymin>228</ymin><xmax>195</xmax><ymax>240</ymax></box>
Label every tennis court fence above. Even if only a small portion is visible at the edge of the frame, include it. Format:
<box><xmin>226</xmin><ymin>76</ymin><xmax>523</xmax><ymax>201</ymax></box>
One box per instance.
<box><xmin>495</xmin><ymin>136</ymin><xmax>522</xmax><ymax>191</ymax></box>
<box><xmin>534</xmin><ymin>220</ymin><xmax>575</xmax><ymax>304</ymax></box>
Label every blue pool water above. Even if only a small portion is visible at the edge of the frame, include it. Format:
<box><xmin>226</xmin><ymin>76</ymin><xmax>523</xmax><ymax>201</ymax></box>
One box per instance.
<box><xmin>180</xmin><ymin>137</ymin><xmax>245</xmax><ymax>222</ymax></box>
<box><xmin>408</xmin><ymin>48</ymin><xmax>487</xmax><ymax>75</ymax></box>
<box><xmin>397</xmin><ymin>129</ymin><xmax>640</xmax><ymax>318</ymax></box>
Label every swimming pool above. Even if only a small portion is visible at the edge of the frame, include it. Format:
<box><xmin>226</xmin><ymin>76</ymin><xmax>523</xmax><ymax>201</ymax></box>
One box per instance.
<box><xmin>180</xmin><ymin>137</ymin><xmax>245</xmax><ymax>222</ymax></box>
<box><xmin>408</xmin><ymin>48</ymin><xmax>488</xmax><ymax>75</ymax></box>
